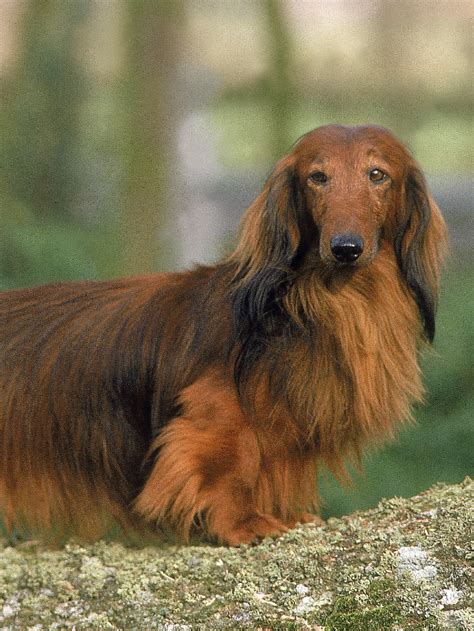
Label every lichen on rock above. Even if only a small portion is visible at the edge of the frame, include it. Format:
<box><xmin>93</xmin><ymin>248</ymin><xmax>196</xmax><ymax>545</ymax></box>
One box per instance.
<box><xmin>0</xmin><ymin>478</ymin><xmax>472</xmax><ymax>629</ymax></box>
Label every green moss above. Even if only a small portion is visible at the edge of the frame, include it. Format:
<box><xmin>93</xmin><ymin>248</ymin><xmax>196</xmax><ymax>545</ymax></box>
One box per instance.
<box><xmin>323</xmin><ymin>582</ymin><xmax>412</xmax><ymax>630</ymax></box>
<box><xmin>367</xmin><ymin>578</ymin><xmax>396</xmax><ymax>599</ymax></box>
<box><xmin>325</xmin><ymin>599</ymin><xmax>401</xmax><ymax>630</ymax></box>
<box><xmin>0</xmin><ymin>479</ymin><xmax>472</xmax><ymax>628</ymax></box>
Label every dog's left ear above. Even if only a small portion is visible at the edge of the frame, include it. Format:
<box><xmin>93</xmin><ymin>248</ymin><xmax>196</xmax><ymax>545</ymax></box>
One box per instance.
<box><xmin>396</xmin><ymin>166</ymin><xmax>448</xmax><ymax>342</ymax></box>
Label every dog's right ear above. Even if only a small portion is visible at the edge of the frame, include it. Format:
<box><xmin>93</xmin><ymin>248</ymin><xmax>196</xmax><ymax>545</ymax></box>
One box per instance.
<box><xmin>230</xmin><ymin>157</ymin><xmax>302</xmax><ymax>323</ymax></box>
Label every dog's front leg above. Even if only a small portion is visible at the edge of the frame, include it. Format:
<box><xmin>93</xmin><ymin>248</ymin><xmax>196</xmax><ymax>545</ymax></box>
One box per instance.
<box><xmin>134</xmin><ymin>374</ymin><xmax>290</xmax><ymax>545</ymax></box>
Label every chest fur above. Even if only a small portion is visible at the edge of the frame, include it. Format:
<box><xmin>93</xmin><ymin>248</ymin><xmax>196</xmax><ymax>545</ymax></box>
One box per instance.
<box><xmin>277</xmin><ymin>254</ymin><xmax>424</xmax><ymax>460</ymax></box>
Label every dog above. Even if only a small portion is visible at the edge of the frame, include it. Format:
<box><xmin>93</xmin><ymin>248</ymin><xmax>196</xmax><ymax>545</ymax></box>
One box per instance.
<box><xmin>0</xmin><ymin>125</ymin><xmax>447</xmax><ymax>545</ymax></box>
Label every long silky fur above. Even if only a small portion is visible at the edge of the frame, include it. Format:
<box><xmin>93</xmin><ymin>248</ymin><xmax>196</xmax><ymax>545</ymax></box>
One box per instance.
<box><xmin>0</xmin><ymin>125</ymin><xmax>447</xmax><ymax>543</ymax></box>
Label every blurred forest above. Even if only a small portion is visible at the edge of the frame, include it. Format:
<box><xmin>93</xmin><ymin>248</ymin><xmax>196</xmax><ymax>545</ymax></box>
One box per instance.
<box><xmin>0</xmin><ymin>0</ymin><xmax>472</xmax><ymax>519</ymax></box>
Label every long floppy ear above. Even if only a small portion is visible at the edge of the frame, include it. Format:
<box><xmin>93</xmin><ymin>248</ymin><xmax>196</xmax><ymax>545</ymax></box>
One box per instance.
<box><xmin>395</xmin><ymin>166</ymin><xmax>448</xmax><ymax>342</ymax></box>
<box><xmin>228</xmin><ymin>158</ymin><xmax>303</xmax><ymax>389</ymax></box>
<box><xmin>230</xmin><ymin>157</ymin><xmax>303</xmax><ymax>326</ymax></box>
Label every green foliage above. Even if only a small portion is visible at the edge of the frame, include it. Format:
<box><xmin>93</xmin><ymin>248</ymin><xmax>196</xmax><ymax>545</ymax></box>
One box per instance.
<box><xmin>0</xmin><ymin>1</ymin><xmax>89</xmax><ymax>220</ymax></box>
<box><xmin>1</xmin><ymin>220</ymin><xmax>91</xmax><ymax>290</ymax></box>
<box><xmin>0</xmin><ymin>204</ymin><xmax>123</xmax><ymax>289</ymax></box>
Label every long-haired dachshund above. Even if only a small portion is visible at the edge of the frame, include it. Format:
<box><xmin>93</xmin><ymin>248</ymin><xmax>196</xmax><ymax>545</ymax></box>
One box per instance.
<box><xmin>0</xmin><ymin>125</ymin><xmax>447</xmax><ymax>545</ymax></box>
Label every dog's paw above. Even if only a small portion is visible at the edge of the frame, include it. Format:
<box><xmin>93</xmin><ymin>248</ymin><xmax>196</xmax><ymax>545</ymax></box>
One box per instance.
<box><xmin>217</xmin><ymin>513</ymin><xmax>289</xmax><ymax>546</ymax></box>
<box><xmin>285</xmin><ymin>512</ymin><xmax>324</xmax><ymax>528</ymax></box>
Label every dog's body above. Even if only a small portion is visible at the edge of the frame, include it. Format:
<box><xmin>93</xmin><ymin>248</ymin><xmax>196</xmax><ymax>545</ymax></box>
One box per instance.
<box><xmin>0</xmin><ymin>125</ymin><xmax>447</xmax><ymax>544</ymax></box>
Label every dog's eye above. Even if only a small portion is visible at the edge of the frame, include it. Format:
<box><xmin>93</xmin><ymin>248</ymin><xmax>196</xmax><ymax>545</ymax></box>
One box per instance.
<box><xmin>310</xmin><ymin>171</ymin><xmax>328</xmax><ymax>184</ymax></box>
<box><xmin>369</xmin><ymin>168</ymin><xmax>387</xmax><ymax>183</ymax></box>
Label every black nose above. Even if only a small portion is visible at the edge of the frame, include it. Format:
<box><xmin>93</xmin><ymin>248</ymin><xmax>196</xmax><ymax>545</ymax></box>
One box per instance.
<box><xmin>330</xmin><ymin>234</ymin><xmax>364</xmax><ymax>263</ymax></box>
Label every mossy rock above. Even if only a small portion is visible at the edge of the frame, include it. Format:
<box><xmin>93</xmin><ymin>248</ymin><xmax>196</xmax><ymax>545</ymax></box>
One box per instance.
<box><xmin>0</xmin><ymin>478</ymin><xmax>472</xmax><ymax>629</ymax></box>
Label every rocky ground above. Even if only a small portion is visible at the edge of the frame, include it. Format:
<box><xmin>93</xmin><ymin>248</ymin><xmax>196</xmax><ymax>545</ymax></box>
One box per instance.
<box><xmin>0</xmin><ymin>478</ymin><xmax>472</xmax><ymax>630</ymax></box>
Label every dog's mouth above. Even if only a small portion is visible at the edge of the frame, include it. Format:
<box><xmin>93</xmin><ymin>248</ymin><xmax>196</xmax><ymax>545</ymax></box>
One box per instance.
<box><xmin>320</xmin><ymin>251</ymin><xmax>375</xmax><ymax>270</ymax></box>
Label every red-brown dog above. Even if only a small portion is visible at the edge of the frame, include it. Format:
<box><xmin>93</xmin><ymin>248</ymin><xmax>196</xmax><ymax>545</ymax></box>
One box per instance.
<box><xmin>0</xmin><ymin>125</ymin><xmax>447</xmax><ymax>545</ymax></box>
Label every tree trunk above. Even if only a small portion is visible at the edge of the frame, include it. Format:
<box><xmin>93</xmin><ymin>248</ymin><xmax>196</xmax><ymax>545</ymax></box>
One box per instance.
<box><xmin>121</xmin><ymin>1</ymin><xmax>184</xmax><ymax>275</ymax></box>
<box><xmin>264</xmin><ymin>0</ymin><xmax>293</xmax><ymax>160</ymax></box>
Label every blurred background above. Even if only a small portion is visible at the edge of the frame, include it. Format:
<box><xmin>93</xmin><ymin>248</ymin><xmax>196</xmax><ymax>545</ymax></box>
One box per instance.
<box><xmin>0</xmin><ymin>0</ymin><xmax>472</xmax><ymax>518</ymax></box>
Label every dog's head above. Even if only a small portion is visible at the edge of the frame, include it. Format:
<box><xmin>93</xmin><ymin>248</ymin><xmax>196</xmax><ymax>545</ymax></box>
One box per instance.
<box><xmin>231</xmin><ymin>124</ymin><xmax>447</xmax><ymax>343</ymax></box>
